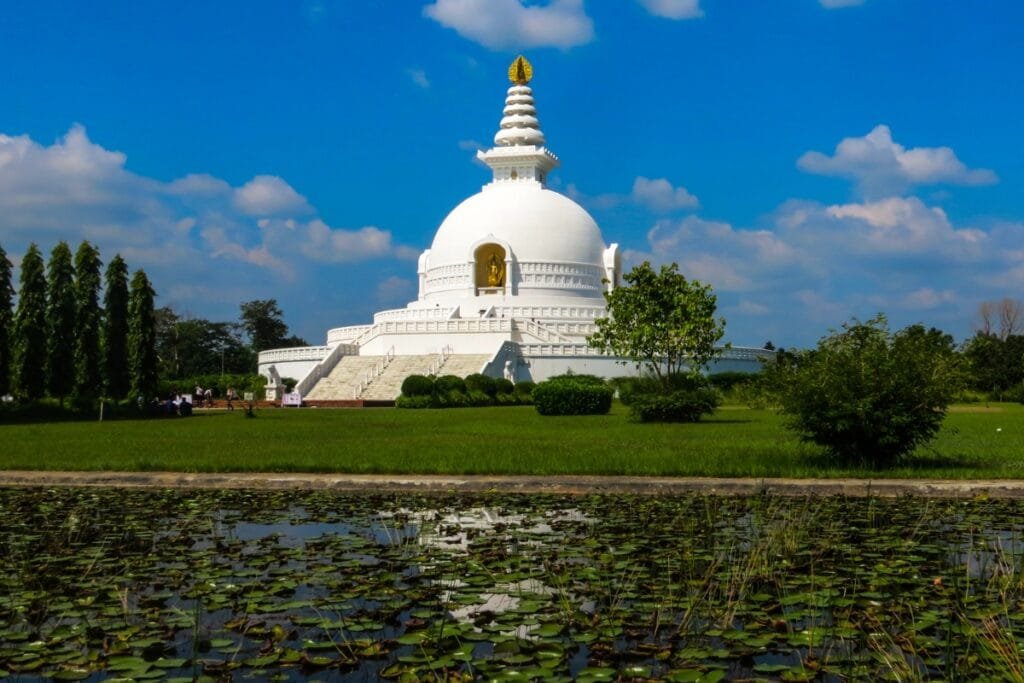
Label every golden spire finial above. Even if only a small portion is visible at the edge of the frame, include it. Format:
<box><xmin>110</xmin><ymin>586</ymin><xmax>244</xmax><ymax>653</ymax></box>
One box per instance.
<box><xmin>508</xmin><ymin>55</ymin><xmax>533</xmax><ymax>85</ymax></box>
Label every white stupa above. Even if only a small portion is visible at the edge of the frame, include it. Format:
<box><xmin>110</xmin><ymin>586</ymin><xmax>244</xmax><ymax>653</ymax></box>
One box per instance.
<box><xmin>259</xmin><ymin>57</ymin><xmax>768</xmax><ymax>401</ymax></box>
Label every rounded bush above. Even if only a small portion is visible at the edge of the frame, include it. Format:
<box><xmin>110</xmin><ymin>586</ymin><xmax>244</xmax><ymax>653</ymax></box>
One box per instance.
<box><xmin>434</xmin><ymin>374</ymin><xmax>466</xmax><ymax>394</ymax></box>
<box><xmin>493</xmin><ymin>378</ymin><xmax>514</xmax><ymax>395</ymax></box>
<box><xmin>401</xmin><ymin>374</ymin><xmax>435</xmax><ymax>397</ymax></box>
<box><xmin>465</xmin><ymin>373</ymin><xmax>497</xmax><ymax>396</ymax></box>
<box><xmin>629</xmin><ymin>388</ymin><xmax>720</xmax><ymax>423</ymax></box>
<box><xmin>533</xmin><ymin>379</ymin><xmax>612</xmax><ymax>416</ymax></box>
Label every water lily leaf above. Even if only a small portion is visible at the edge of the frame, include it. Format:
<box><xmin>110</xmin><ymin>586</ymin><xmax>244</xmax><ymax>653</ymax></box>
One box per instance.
<box><xmin>152</xmin><ymin>658</ymin><xmax>187</xmax><ymax>669</ymax></box>
<box><xmin>244</xmin><ymin>653</ymin><xmax>279</xmax><ymax>667</ymax></box>
<box><xmin>48</xmin><ymin>670</ymin><xmax>91</xmax><ymax>681</ymax></box>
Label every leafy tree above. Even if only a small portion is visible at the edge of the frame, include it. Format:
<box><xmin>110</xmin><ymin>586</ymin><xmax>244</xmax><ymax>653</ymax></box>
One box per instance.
<box><xmin>73</xmin><ymin>241</ymin><xmax>103</xmax><ymax>399</ymax></box>
<box><xmin>46</xmin><ymin>241</ymin><xmax>77</xmax><ymax>406</ymax></box>
<box><xmin>128</xmin><ymin>269</ymin><xmax>158</xmax><ymax>402</ymax></box>
<box><xmin>13</xmin><ymin>244</ymin><xmax>48</xmax><ymax>400</ymax></box>
<box><xmin>239</xmin><ymin>299</ymin><xmax>289</xmax><ymax>353</ymax></box>
<box><xmin>962</xmin><ymin>332</ymin><xmax>1024</xmax><ymax>399</ymax></box>
<box><xmin>102</xmin><ymin>255</ymin><xmax>130</xmax><ymax>399</ymax></box>
<box><xmin>0</xmin><ymin>242</ymin><xmax>13</xmax><ymax>396</ymax></box>
<box><xmin>588</xmin><ymin>261</ymin><xmax>726</xmax><ymax>385</ymax></box>
<box><xmin>155</xmin><ymin>306</ymin><xmax>254</xmax><ymax>378</ymax></box>
<box><xmin>771</xmin><ymin>316</ymin><xmax>963</xmax><ymax>467</ymax></box>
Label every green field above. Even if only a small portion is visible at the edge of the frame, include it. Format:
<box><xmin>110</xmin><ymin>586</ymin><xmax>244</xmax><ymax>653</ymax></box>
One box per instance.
<box><xmin>1</xmin><ymin>402</ymin><xmax>1021</xmax><ymax>477</ymax></box>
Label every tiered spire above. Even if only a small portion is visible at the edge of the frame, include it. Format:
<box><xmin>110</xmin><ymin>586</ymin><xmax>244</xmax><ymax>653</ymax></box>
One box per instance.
<box><xmin>494</xmin><ymin>56</ymin><xmax>545</xmax><ymax>147</ymax></box>
<box><xmin>477</xmin><ymin>56</ymin><xmax>559</xmax><ymax>186</ymax></box>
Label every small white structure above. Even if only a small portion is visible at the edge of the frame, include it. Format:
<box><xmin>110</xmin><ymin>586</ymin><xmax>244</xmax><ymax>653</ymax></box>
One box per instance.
<box><xmin>259</xmin><ymin>57</ymin><xmax>770</xmax><ymax>400</ymax></box>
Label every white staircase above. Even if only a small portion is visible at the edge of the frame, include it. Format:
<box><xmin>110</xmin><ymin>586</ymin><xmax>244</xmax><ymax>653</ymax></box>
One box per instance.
<box><xmin>304</xmin><ymin>353</ymin><xmax>497</xmax><ymax>401</ymax></box>
<box><xmin>434</xmin><ymin>354</ymin><xmax>491</xmax><ymax>379</ymax></box>
<box><xmin>359</xmin><ymin>355</ymin><xmax>436</xmax><ymax>400</ymax></box>
<box><xmin>304</xmin><ymin>355</ymin><xmax>384</xmax><ymax>400</ymax></box>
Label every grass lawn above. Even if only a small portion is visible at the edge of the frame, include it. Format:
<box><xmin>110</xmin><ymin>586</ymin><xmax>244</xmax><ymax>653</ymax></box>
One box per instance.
<box><xmin>1</xmin><ymin>402</ymin><xmax>1022</xmax><ymax>478</ymax></box>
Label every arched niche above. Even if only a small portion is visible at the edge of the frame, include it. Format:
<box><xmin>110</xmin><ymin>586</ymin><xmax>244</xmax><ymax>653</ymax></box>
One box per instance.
<box><xmin>474</xmin><ymin>243</ymin><xmax>507</xmax><ymax>293</ymax></box>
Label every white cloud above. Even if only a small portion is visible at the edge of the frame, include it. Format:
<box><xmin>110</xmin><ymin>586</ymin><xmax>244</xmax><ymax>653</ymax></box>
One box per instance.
<box><xmin>0</xmin><ymin>125</ymin><xmax>417</xmax><ymax>338</ymax></box>
<box><xmin>569</xmin><ymin>176</ymin><xmax>699</xmax><ymax>213</ymax></box>
<box><xmin>820</xmin><ymin>0</ymin><xmax>865</xmax><ymax>7</ymax></box>
<box><xmin>233</xmin><ymin>175</ymin><xmax>311</xmax><ymax>217</ymax></box>
<box><xmin>407</xmin><ymin>68</ymin><xmax>430</xmax><ymax>89</ymax></box>
<box><xmin>636</xmin><ymin>0</ymin><xmax>703</xmax><ymax>20</ymax></box>
<box><xmin>798</xmin><ymin>124</ymin><xmax>997</xmax><ymax>197</ymax></box>
<box><xmin>632</xmin><ymin>196</ymin><xmax>1024</xmax><ymax>345</ymax></box>
<box><xmin>632</xmin><ymin>176</ymin><xmax>699</xmax><ymax>212</ymax></box>
<box><xmin>423</xmin><ymin>0</ymin><xmax>594</xmax><ymax>50</ymax></box>
<box><xmin>458</xmin><ymin>139</ymin><xmax>484</xmax><ymax>151</ymax></box>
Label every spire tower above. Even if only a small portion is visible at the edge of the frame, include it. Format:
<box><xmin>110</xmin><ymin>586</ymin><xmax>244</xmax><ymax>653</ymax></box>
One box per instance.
<box><xmin>477</xmin><ymin>56</ymin><xmax>559</xmax><ymax>187</ymax></box>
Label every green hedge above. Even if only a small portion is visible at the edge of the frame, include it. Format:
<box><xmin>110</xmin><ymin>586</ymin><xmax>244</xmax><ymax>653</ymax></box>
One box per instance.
<box><xmin>533</xmin><ymin>378</ymin><xmax>612</xmax><ymax>416</ymax></box>
<box><xmin>397</xmin><ymin>373</ymin><xmax>535</xmax><ymax>409</ymax></box>
<box><xmin>629</xmin><ymin>388</ymin><xmax>720</xmax><ymax>423</ymax></box>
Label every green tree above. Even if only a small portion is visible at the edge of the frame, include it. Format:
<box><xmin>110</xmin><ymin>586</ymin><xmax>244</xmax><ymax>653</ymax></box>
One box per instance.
<box><xmin>103</xmin><ymin>255</ymin><xmax>130</xmax><ymax>399</ymax></box>
<box><xmin>128</xmin><ymin>269</ymin><xmax>158</xmax><ymax>402</ymax></box>
<box><xmin>587</xmin><ymin>261</ymin><xmax>726</xmax><ymax>384</ymax></box>
<box><xmin>46</xmin><ymin>241</ymin><xmax>78</xmax><ymax>406</ymax></box>
<box><xmin>155</xmin><ymin>307</ymin><xmax>254</xmax><ymax>379</ymax></box>
<box><xmin>962</xmin><ymin>332</ymin><xmax>1024</xmax><ymax>399</ymax></box>
<box><xmin>13</xmin><ymin>244</ymin><xmax>48</xmax><ymax>400</ymax></box>
<box><xmin>0</xmin><ymin>242</ymin><xmax>13</xmax><ymax>396</ymax></box>
<box><xmin>239</xmin><ymin>299</ymin><xmax>307</xmax><ymax>354</ymax></box>
<box><xmin>772</xmin><ymin>316</ymin><xmax>963</xmax><ymax>467</ymax></box>
<box><xmin>73</xmin><ymin>241</ymin><xmax>104</xmax><ymax>399</ymax></box>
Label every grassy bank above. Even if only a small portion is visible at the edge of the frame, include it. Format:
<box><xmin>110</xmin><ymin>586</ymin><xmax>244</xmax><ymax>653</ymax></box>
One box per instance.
<box><xmin>1</xmin><ymin>402</ymin><xmax>1021</xmax><ymax>478</ymax></box>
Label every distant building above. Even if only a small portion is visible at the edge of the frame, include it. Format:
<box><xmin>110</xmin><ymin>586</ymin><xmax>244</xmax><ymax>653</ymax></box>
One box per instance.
<box><xmin>259</xmin><ymin>57</ymin><xmax>769</xmax><ymax>400</ymax></box>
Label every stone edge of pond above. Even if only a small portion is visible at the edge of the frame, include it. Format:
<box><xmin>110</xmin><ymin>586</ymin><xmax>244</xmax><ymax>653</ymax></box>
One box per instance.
<box><xmin>1</xmin><ymin>471</ymin><xmax>1024</xmax><ymax>498</ymax></box>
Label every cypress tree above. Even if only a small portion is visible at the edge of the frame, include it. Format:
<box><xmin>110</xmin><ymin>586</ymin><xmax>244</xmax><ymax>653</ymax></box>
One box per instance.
<box><xmin>102</xmin><ymin>255</ymin><xmax>130</xmax><ymax>399</ymax></box>
<box><xmin>13</xmin><ymin>244</ymin><xmax>47</xmax><ymax>400</ymax></box>
<box><xmin>73</xmin><ymin>241</ymin><xmax>103</xmax><ymax>399</ymax></box>
<box><xmin>0</xmin><ymin>242</ymin><xmax>13</xmax><ymax>397</ymax></box>
<box><xmin>128</xmin><ymin>269</ymin><xmax>158</xmax><ymax>402</ymax></box>
<box><xmin>46</xmin><ymin>241</ymin><xmax>77</xmax><ymax>406</ymax></box>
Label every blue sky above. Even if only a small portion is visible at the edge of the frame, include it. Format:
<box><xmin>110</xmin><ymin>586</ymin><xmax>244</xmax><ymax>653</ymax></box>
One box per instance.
<box><xmin>1</xmin><ymin>0</ymin><xmax>1021</xmax><ymax>348</ymax></box>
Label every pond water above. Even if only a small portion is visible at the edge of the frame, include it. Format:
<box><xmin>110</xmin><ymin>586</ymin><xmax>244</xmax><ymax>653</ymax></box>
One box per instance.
<box><xmin>2</xmin><ymin>488</ymin><xmax>1024</xmax><ymax>681</ymax></box>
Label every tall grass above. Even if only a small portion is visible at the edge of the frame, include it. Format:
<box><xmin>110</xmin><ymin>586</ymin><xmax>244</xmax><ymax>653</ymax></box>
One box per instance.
<box><xmin>0</xmin><ymin>402</ymin><xmax>1020</xmax><ymax>478</ymax></box>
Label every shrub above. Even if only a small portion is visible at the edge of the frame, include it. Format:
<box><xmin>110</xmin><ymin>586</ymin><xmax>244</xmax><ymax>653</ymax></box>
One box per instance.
<box><xmin>533</xmin><ymin>378</ymin><xmax>612</xmax><ymax>416</ymax></box>
<box><xmin>396</xmin><ymin>394</ymin><xmax>435</xmax><ymax>409</ymax></box>
<box><xmin>496</xmin><ymin>392</ymin><xmax>519</xmax><ymax>405</ymax></box>
<box><xmin>401</xmin><ymin>374</ymin><xmax>435</xmax><ymax>397</ymax></box>
<box><xmin>707</xmin><ymin>371</ymin><xmax>758</xmax><ymax>392</ymax></box>
<box><xmin>434</xmin><ymin>375</ymin><xmax>466</xmax><ymax>394</ymax></box>
<box><xmin>466</xmin><ymin>389</ymin><xmax>494</xmax><ymax>407</ymax></box>
<box><xmin>773</xmin><ymin>317</ymin><xmax>964</xmax><ymax>467</ymax></box>
<box><xmin>514</xmin><ymin>381</ymin><xmax>535</xmax><ymax>397</ymax></box>
<box><xmin>493</xmin><ymin>378</ymin><xmax>514</xmax><ymax>395</ymax></box>
<box><xmin>465</xmin><ymin>373</ymin><xmax>497</xmax><ymax>396</ymax></box>
<box><xmin>546</xmin><ymin>373</ymin><xmax>606</xmax><ymax>386</ymax></box>
<box><xmin>629</xmin><ymin>388</ymin><xmax>720</xmax><ymax>423</ymax></box>
<box><xmin>437</xmin><ymin>389</ymin><xmax>469</xmax><ymax>408</ymax></box>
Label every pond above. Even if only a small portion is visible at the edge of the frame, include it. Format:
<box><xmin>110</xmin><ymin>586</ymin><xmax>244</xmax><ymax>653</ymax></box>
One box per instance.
<box><xmin>1</xmin><ymin>488</ymin><xmax>1023</xmax><ymax>681</ymax></box>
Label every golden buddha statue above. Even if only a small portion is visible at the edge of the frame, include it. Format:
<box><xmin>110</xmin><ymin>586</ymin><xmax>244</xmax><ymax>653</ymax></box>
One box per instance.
<box><xmin>487</xmin><ymin>254</ymin><xmax>505</xmax><ymax>287</ymax></box>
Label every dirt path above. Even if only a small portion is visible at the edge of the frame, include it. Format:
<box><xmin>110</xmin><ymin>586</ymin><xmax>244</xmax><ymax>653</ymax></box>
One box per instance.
<box><xmin>2</xmin><ymin>470</ymin><xmax>1024</xmax><ymax>498</ymax></box>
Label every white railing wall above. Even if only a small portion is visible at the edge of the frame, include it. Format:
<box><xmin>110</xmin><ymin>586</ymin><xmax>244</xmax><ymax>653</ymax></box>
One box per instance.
<box><xmin>258</xmin><ymin>345</ymin><xmax>331</xmax><ymax>365</ymax></box>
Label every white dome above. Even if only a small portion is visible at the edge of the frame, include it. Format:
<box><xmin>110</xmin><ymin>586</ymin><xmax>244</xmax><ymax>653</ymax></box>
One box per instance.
<box><xmin>429</xmin><ymin>183</ymin><xmax>605</xmax><ymax>266</ymax></box>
